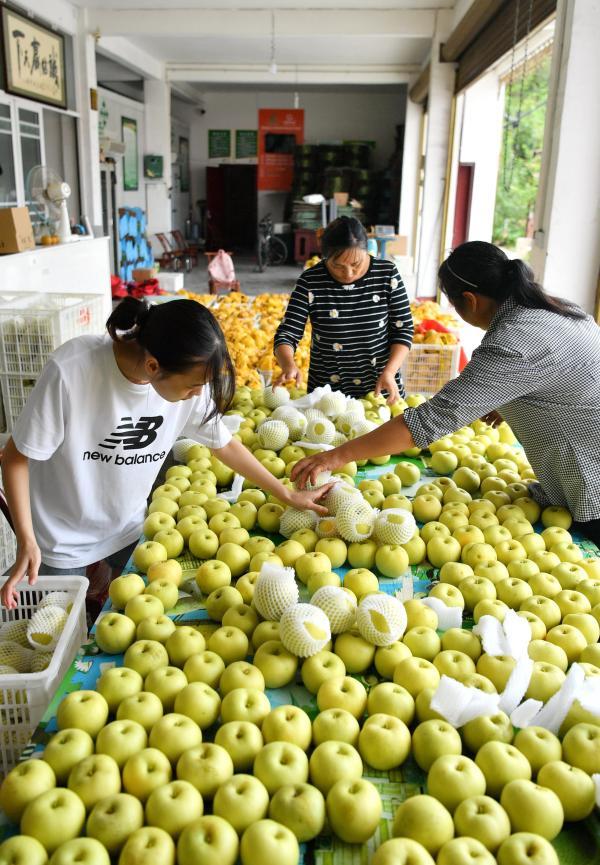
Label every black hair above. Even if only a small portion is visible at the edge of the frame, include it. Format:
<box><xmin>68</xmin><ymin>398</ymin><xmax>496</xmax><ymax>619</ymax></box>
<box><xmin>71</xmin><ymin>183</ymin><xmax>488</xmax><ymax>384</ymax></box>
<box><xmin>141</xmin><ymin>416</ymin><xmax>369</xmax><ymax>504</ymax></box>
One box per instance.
<box><xmin>439</xmin><ymin>241</ymin><xmax>585</xmax><ymax>319</ymax></box>
<box><xmin>106</xmin><ymin>297</ymin><xmax>235</xmax><ymax>419</ymax></box>
<box><xmin>321</xmin><ymin>216</ymin><xmax>368</xmax><ymax>261</ymax></box>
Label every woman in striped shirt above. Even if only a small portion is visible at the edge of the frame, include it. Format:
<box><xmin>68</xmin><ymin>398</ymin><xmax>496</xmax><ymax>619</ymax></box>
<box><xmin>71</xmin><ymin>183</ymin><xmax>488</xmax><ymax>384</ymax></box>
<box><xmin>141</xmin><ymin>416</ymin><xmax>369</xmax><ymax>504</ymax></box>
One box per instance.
<box><xmin>274</xmin><ymin>217</ymin><xmax>413</xmax><ymax>403</ymax></box>
<box><xmin>292</xmin><ymin>241</ymin><xmax>600</xmax><ymax>544</ymax></box>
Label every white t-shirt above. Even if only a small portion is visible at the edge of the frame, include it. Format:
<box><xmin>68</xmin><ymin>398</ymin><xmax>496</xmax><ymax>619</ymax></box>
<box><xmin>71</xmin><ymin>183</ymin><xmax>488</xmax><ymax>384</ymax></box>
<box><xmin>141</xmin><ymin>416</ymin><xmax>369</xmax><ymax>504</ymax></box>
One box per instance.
<box><xmin>11</xmin><ymin>335</ymin><xmax>232</xmax><ymax>568</ymax></box>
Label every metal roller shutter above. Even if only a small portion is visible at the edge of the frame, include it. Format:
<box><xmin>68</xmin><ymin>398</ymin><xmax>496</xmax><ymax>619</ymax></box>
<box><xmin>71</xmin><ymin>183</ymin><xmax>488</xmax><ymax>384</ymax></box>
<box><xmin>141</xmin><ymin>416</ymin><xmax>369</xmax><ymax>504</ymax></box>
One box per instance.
<box><xmin>443</xmin><ymin>0</ymin><xmax>556</xmax><ymax>93</ymax></box>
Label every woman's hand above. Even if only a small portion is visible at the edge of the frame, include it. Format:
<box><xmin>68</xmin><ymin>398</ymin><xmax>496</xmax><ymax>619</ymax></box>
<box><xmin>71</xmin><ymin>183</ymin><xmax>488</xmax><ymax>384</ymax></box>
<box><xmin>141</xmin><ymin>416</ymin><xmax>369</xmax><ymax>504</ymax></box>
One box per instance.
<box><xmin>291</xmin><ymin>449</ymin><xmax>346</xmax><ymax>490</ymax></box>
<box><xmin>374</xmin><ymin>369</ymin><xmax>400</xmax><ymax>405</ymax></box>
<box><xmin>285</xmin><ymin>483</ymin><xmax>334</xmax><ymax>515</ymax></box>
<box><xmin>1</xmin><ymin>539</ymin><xmax>41</xmax><ymax>609</ymax></box>
<box><xmin>273</xmin><ymin>363</ymin><xmax>302</xmax><ymax>388</ymax></box>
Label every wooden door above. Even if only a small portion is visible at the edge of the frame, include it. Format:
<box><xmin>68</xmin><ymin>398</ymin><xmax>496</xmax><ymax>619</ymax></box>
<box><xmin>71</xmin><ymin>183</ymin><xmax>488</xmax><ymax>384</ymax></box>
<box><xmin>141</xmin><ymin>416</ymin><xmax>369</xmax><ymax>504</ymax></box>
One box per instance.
<box><xmin>222</xmin><ymin>164</ymin><xmax>257</xmax><ymax>251</ymax></box>
<box><xmin>452</xmin><ymin>163</ymin><xmax>474</xmax><ymax>248</ymax></box>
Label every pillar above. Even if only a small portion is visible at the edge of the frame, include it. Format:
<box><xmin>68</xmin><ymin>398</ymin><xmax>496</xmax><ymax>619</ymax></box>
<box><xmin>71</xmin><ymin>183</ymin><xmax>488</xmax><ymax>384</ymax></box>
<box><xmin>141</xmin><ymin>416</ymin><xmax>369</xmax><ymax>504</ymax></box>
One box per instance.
<box><xmin>74</xmin><ymin>12</ymin><xmax>103</xmax><ymax>230</ymax></box>
<box><xmin>399</xmin><ymin>96</ymin><xmax>423</xmax><ymax>263</ymax></box>
<box><xmin>144</xmin><ymin>79</ymin><xmax>172</xmax><ymax>235</ymax></box>
<box><xmin>530</xmin><ymin>0</ymin><xmax>600</xmax><ymax>313</ymax></box>
<box><xmin>416</xmin><ymin>10</ymin><xmax>456</xmax><ymax>297</ymax></box>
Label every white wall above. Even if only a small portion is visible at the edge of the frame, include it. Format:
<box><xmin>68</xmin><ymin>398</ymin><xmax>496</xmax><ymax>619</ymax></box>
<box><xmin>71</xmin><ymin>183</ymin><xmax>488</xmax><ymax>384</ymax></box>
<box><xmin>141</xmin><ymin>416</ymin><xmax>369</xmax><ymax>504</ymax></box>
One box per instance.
<box><xmin>189</xmin><ymin>88</ymin><xmax>406</xmax><ymax>213</ymax></box>
<box><xmin>18</xmin><ymin>0</ymin><xmax>77</xmax><ymax>34</ymax></box>
<box><xmin>459</xmin><ymin>70</ymin><xmax>504</xmax><ymax>242</ymax></box>
<box><xmin>98</xmin><ymin>87</ymin><xmax>146</xmax><ymax>212</ymax></box>
<box><xmin>530</xmin><ymin>0</ymin><xmax>600</xmax><ymax>313</ymax></box>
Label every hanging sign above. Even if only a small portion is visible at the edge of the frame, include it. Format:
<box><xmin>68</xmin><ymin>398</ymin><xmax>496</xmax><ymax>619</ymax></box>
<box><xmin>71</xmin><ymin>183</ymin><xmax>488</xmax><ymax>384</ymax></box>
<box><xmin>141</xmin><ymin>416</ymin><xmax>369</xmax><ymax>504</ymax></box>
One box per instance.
<box><xmin>258</xmin><ymin>108</ymin><xmax>304</xmax><ymax>191</ymax></box>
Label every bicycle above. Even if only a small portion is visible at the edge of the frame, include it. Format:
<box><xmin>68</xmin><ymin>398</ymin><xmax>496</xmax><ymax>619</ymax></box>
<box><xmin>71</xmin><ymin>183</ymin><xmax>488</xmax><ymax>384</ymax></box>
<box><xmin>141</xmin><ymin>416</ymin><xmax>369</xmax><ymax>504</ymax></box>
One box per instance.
<box><xmin>256</xmin><ymin>213</ymin><xmax>288</xmax><ymax>272</ymax></box>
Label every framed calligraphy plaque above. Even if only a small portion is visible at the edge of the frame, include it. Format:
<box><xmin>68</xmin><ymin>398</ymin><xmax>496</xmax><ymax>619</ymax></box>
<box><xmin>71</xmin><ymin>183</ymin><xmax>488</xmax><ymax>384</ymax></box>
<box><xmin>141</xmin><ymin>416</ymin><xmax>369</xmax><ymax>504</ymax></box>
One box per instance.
<box><xmin>1</xmin><ymin>8</ymin><xmax>67</xmax><ymax>109</ymax></box>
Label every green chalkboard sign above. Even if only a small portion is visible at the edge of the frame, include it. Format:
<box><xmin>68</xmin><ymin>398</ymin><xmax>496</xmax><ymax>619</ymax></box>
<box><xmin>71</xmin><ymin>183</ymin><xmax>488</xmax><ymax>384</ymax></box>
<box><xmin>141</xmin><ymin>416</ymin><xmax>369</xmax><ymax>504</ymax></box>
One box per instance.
<box><xmin>209</xmin><ymin>129</ymin><xmax>231</xmax><ymax>159</ymax></box>
<box><xmin>236</xmin><ymin>129</ymin><xmax>257</xmax><ymax>159</ymax></box>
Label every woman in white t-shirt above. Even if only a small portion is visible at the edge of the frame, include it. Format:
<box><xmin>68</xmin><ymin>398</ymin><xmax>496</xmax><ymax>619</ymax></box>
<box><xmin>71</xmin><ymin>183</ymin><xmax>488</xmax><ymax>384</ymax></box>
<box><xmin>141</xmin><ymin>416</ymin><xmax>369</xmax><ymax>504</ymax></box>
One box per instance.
<box><xmin>1</xmin><ymin>297</ymin><xmax>331</xmax><ymax>609</ymax></box>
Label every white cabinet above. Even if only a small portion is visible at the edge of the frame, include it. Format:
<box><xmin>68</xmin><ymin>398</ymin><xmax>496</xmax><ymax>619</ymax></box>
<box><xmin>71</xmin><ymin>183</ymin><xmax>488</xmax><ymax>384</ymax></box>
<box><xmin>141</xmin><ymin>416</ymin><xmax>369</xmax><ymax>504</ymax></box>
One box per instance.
<box><xmin>0</xmin><ymin>236</ymin><xmax>111</xmax><ymax>322</ymax></box>
<box><xmin>0</xmin><ymin>236</ymin><xmax>112</xmax><ymax>434</ymax></box>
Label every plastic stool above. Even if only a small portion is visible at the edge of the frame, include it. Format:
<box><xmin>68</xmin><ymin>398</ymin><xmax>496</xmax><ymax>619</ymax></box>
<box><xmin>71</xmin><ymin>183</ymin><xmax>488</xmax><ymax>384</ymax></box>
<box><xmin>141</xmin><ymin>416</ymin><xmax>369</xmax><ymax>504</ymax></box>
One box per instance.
<box><xmin>294</xmin><ymin>230</ymin><xmax>319</xmax><ymax>265</ymax></box>
<box><xmin>209</xmin><ymin>279</ymin><xmax>241</xmax><ymax>295</ymax></box>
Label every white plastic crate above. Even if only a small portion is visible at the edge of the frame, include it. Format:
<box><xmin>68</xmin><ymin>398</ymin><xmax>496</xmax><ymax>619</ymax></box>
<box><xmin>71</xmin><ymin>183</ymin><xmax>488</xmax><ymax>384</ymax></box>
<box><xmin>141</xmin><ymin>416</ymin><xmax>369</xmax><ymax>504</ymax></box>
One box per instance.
<box><xmin>401</xmin><ymin>344</ymin><xmax>461</xmax><ymax>396</ymax></box>
<box><xmin>0</xmin><ymin>374</ymin><xmax>37</xmax><ymax>432</ymax></box>
<box><xmin>0</xmin><ymin>507</ymin><xmax>16</xmax><ymax>577</ymax></box>
<box><xmin>0</xmin><ymin>576</ymin><xmax>88</xmax><ymax>777</ymax></box>
<box><xmin>0</xmin><ymin>292</ymin><xmax>104</xmax><ymax>376</ymax></box>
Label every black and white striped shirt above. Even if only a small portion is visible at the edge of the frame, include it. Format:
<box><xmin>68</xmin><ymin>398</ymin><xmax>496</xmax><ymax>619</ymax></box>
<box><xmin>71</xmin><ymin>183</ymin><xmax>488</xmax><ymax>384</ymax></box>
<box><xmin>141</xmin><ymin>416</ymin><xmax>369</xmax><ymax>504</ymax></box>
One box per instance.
<box><xmin>403</xmin><ymin>296</ymin><xmax>600</xmax><ymax>521</ymax></box>
<box><xmin>274</xmin><ymin>258</ymin><xmax>414</xmax><ymax>397</ymax></box>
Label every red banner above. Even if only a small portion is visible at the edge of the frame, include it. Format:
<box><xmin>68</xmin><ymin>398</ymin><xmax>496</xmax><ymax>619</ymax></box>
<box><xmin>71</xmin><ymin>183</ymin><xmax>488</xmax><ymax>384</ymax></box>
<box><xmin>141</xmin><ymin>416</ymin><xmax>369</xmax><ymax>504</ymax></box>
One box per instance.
<box><xmin>258</xmin><ymin>108</ymin><xmax>304</xmax><ymax>191</ymax></box>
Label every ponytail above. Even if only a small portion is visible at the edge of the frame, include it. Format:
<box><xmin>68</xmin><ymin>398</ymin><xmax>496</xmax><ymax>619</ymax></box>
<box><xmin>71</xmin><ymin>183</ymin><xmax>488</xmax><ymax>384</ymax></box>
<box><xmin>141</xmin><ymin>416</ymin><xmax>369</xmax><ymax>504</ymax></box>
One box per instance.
<box><xmin>106</xmin><ymin>297</ymin><xmax>235</xmax><ymax>418</ymax></box>
<box><xmin>503</xmin><ymin>258</ymin><xmax>585</xmax><ymax>318</ymax></box>
<box><xmin>106</xmin><ymin>296</ymin><xmax>153</xmax><ymax>341</ymax></box>
<box><xmin>439</xmin><ymin>241</ymin><xmax>586</xmax><ymax>319</ymax></box>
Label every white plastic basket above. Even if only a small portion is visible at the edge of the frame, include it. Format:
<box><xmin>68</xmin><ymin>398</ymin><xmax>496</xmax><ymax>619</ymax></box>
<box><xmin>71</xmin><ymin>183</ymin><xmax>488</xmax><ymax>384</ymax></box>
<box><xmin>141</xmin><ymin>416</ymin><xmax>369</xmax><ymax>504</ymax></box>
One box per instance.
<box><xmin>0</xmin><ymin>575</ymin><xmax>88</xmax><ymax>777</ymax></box>
<box><xmin>402</xmin><ymin>343</ymin><xmax>461</xmax><ymax>396</ymax></box>
<box><xmin>0</xmin><ymin>507</ymin><xmax>16</xmax><ymax>577</ymax></box>
<box><xmin>0</xmin><ymin>292</ymin><xmax>104</xmax><ymax>375</ymax></box>
<box><xmin>0</xmin><ymin>374</ymin><xmax>37</xmax><ymax>432</ymax></box>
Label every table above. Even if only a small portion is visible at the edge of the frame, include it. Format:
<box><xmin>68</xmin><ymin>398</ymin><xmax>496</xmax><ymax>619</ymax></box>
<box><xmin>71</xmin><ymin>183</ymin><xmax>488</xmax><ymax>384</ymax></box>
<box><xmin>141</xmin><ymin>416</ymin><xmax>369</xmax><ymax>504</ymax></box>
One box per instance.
<box><xmin>4</xmin><ymin>456</ymin><xmax>600</xmax><ymax>863</ymax></box>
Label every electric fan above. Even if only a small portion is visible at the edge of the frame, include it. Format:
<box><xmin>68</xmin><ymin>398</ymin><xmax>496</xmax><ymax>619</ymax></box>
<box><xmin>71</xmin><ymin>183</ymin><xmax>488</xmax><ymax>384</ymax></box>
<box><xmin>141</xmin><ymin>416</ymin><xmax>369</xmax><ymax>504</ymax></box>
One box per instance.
<box><xmin>26</xmin><ymin>165</ymin><xmax>72</xmax><ymax>243</ymax></box>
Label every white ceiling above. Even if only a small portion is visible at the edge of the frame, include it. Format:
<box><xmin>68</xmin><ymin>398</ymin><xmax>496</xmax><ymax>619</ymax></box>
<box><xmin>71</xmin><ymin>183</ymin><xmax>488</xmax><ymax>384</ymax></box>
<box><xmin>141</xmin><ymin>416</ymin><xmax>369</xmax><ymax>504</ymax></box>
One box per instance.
<box><xmin>75</xmin><ymin>0</ymin><xmax>452</xmax><ymax>8</ymax></box>
<box><xmin>131</xmin><ymin>34</ymin><xmax>431</xmax><ymax>67</ymax></box>
<box><xmin>86</xmin><ymin>2</ymin><xmax>453</xmax><ymax>87</ymax></box>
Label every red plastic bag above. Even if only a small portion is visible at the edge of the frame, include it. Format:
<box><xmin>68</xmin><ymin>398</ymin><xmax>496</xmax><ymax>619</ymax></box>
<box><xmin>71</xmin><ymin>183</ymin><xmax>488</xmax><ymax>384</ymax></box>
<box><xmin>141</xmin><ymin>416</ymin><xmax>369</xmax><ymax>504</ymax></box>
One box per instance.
<box><xmin>208</xmin><ymin>250</ymin><xmax>235</xmax><ymax>283</ymax></box>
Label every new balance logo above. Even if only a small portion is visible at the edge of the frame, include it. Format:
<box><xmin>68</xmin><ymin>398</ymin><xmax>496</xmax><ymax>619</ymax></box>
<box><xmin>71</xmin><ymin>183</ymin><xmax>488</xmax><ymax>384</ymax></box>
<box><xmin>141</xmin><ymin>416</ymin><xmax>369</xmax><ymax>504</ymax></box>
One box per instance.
<box><xmin>99</xmin><ymin>416</ymin><xmax>164</xmax><ymax>451</ymax></box>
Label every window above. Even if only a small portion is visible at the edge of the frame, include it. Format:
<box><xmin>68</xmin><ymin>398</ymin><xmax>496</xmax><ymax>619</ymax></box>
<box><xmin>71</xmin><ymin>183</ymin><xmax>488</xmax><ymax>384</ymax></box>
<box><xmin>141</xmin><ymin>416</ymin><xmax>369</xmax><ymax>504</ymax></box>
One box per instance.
<box><xmin>0</xmin><ymin>96</ymin><xmax>45</xmax><ymax>209</ymax></box>
<box><xmin>0</xmin><ymin>102</ymin><xmax>17</xmax><ymax>206</ymax></box>
<box><xmin>19</xmin><ymin>108</ymin><xmax>43</xmax><ymax>202</ymax></box>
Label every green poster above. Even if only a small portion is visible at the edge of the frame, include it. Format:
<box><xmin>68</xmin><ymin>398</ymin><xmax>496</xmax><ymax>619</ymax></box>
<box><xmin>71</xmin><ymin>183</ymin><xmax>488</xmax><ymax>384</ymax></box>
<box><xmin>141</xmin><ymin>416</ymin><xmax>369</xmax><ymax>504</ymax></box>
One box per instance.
<box><xmin>122</xmin><ymin>117</ymin><xmax>138</xmax><ymax>191</ymax></box>
<box><xmin>236</xmin><ymin>129</ymin><xmax>257</xmax><ymax>158</ymax></box>
<box><xmin>209</xmin><ymin>129</ymin><xmax>231</xmax><ymax>159</ymax></box>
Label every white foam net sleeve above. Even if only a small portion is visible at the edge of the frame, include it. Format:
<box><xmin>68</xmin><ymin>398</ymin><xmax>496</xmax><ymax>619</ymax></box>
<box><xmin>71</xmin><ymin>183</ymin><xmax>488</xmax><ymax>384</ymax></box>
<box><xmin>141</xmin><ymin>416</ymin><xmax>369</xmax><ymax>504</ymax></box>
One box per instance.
<box><xmin>27</xmin><ymin>605</ymin><xmax>68</xmax><ymax>651</ymax></box>
<box><xmin>279</xmin><ymin>603</ymin><xmax>331</xmax><ymax>657</ymax></box>
<box><xmin>356</xmin><ymin>594</ymin><xmax>407</xmax><ymax>646</ymax></box>
<box><xmin>311</xmin><ymin>586</ymin><xmax>357</xmax><ymax>634</ymax></box>
<box><xmin>253</xmin><ymin>563</ymin><xmax>299</xmax><ymax>621</ymax></box>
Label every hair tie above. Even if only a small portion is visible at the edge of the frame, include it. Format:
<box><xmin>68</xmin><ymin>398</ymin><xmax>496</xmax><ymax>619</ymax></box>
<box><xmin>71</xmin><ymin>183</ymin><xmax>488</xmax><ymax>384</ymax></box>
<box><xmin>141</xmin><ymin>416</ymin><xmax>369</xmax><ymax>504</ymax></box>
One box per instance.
<box><xmin>446</xmin><ymin>261</ymin><xmax>479</xmax><ymax>289</ymax></box>
<box><xmin>115</xmin><ymin>298</ymin><xmax>154</xmax><ymax>340</ymax></box>
<box><xmin>135</xmin><ymin>298</ymin><xmax>155</xmax><ymax>328</ymax></box>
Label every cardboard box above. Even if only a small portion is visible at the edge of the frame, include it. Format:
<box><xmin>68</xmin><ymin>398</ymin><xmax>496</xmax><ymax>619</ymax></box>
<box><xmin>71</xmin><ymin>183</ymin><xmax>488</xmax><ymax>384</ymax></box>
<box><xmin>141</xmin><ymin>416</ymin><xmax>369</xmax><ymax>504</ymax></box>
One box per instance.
<box><xmin>333</xmin><ymin>192</ymin><xmax>349</xmax><ymax>206</ymax></box>
<box><xmin>383</xmin><ymin>236</ymin><xmax>408</xmax><ymax>257</ymax></box>
<box><xmin>132</xmin><ymin>267</ymin><xmax>158</xmax><ymax>282</ymax></box>
<box><xmin>0</xmin><ymin>208</ymin><xmax>35</xmax><ymax>254</ymax></box>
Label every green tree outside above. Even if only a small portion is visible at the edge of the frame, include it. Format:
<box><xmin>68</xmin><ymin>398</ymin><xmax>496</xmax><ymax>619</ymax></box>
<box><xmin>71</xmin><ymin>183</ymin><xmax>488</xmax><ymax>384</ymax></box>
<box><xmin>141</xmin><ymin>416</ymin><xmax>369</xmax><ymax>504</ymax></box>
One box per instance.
<box><xmin>493</xmin><ymin>52</ymin><xmax>552</xmax><ymax>250</ymax></box>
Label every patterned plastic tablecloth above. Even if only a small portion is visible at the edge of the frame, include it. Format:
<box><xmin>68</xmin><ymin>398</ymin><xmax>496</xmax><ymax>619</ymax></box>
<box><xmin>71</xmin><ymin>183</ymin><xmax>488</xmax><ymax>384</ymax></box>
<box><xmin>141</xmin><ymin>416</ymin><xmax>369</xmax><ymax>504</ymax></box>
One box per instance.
<box><xmin>7</xmin><ymin>455</ymin><xmax>600</xmax><ymax>862</ymax></box>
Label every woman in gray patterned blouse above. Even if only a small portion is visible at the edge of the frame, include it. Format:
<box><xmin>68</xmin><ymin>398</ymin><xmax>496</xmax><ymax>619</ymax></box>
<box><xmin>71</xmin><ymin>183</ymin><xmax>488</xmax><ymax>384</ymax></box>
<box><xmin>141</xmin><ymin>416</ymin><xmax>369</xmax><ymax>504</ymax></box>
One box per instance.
<box><xmin>292</xmin><ymin>241</ymin><xmax>600</xmax><ymax>545</ymax></box>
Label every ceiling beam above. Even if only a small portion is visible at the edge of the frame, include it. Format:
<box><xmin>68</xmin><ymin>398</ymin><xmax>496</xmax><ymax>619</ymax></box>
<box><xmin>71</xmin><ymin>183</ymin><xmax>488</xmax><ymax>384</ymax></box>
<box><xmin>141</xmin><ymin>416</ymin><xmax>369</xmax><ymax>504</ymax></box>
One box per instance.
<box><xmin>167</xmin><ymin>64</ymin><xmax>418</xmax><ymax>86</ymax></box>
<box><xmin>88</xmin><ymin>8</ymin><xmax>435</xmax><ymax>39</ymax></box>
<box><xmin>97</xmin><ymin>37</ymin><xmax>165</xmax><ymax>80</ymax></box>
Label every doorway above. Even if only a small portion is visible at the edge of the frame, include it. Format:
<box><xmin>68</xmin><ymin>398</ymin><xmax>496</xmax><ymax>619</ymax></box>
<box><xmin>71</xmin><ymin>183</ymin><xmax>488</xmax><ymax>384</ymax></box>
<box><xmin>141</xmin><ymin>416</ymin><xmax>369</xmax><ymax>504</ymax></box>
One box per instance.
<box><xmin>206</xmin><ymin>164</ymin><xmax>257</xmax><ymax>252</ymax></box>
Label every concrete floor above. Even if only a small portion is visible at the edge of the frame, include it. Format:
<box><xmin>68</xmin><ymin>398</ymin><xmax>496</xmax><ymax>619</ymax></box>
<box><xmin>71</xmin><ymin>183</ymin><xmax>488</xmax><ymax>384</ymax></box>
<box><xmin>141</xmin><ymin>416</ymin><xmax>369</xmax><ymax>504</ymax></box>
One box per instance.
<box><xmin>177</xmin><ymin>255</ymin><xmax>483</xmax><ymax>357</ymax></box>
<box><xmin>181</xmin><ymin>254</ymin><xmax>303</xmax><ymax>296</ymax></box>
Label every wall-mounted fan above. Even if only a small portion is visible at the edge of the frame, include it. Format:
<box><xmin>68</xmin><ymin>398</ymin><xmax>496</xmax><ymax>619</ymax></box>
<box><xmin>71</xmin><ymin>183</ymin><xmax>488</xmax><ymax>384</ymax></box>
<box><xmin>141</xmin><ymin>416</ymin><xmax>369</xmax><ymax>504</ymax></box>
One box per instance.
<box><xmin>26</xmin><ymin>165</ymin><xmax>72</xmax><ymax>243</ymax></box>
